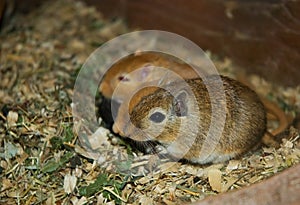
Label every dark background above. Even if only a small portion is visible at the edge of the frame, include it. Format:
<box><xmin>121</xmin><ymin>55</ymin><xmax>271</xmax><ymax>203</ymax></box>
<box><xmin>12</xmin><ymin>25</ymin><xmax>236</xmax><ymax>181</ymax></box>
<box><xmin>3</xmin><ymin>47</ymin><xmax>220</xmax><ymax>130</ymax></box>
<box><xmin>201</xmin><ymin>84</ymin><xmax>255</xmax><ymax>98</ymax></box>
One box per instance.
<box><xmin>2</xmin><ymin>0</ymin><xmax>299</xmax><ymax>87</ymax></box>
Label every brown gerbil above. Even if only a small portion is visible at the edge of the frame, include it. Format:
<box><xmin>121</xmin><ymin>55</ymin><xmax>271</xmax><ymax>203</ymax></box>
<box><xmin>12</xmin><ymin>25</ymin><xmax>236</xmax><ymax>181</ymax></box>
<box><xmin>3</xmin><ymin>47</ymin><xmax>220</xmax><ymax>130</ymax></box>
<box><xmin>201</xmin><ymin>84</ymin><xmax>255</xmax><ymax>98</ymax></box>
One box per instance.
<box><xmin>113</xmin><ymin>76</ymin><xmax>267</xmax><ymax>164</ymax></box>
<box><xmin>100</xmin><ymin>51</ymin><xmax>201</xmax><ymax>103</ymax></box>
<box><xmin>99</xmin><ymin>51</ymin><xmax>202</xmax><ymax>125</ymax></box>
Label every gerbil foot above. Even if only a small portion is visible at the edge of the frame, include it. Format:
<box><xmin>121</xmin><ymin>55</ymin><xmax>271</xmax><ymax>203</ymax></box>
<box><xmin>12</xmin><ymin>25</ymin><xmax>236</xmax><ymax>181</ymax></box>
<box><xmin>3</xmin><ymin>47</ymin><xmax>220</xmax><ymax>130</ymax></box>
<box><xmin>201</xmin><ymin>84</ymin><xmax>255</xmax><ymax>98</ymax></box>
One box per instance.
<box><xmin>262</xmin><ymin>131</ymin><xmax>280</xmax><ymax>148</ymax></box>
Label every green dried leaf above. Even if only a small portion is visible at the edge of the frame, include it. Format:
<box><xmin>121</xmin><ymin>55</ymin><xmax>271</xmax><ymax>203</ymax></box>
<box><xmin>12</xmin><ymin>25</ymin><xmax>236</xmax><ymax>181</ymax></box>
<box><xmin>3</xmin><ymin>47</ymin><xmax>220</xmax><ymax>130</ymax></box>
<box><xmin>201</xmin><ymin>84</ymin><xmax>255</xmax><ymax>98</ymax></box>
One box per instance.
<box><xmin>115</xmin><ymin>159</ymin><xmax>132</xmax><ymax>174</ymax></box>
<box><xmin>79</xmin><ymin>173</ymin><xmax>123</xmax><ymax>203</ymax></box>
<box><xmin>50</xmin><ymin>137</ymin><xmax>63</xmax><ymax>150</ymax></box>
<box><xmin>60</xmin><ymin>151</ymin><xmax>73</xmax><ymax>164</ymax></box>
<box><xmin>41</xmin><ymin>159</ymin><xmax>60</xmax><ymax>173</ymax></box>
<box><xmin>79</xmin><ymin>173</ymin><xmax>109</xmax><ymax>197</ymax></box>
<box><xmin>62</xmin><ymin>125</ymin><xmax>74</xmax><ymax>143</ymax></box>
<box><xmin>41</xmin><ymin>151</ymin><xmax>73</xmax><ymax>173</ymax></box>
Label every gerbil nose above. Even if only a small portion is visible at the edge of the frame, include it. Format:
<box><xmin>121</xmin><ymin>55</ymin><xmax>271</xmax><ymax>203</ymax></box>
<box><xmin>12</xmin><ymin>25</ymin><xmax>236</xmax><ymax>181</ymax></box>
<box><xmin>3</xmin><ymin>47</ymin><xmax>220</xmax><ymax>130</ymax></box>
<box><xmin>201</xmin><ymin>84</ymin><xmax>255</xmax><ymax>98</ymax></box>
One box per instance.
<box><xmin>112</xmin><ymin>123</ymin><xmax>124</xmax><ymax>136</ymax></box>
<box><xmin>112</xmin><ymin>123</ymin><xmax>119</xmax><ymax>133</ymax></box>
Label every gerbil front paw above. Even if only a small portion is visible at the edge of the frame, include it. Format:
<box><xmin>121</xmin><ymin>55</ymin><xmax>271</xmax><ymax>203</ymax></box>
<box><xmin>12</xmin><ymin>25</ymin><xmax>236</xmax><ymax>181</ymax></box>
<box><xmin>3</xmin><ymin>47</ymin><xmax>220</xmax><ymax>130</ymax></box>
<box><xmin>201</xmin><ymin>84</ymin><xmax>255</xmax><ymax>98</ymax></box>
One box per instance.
<box><xmin>154</xmin><ymin>144</ymin><xmax>168</xmax><ymax>155</ymax></box>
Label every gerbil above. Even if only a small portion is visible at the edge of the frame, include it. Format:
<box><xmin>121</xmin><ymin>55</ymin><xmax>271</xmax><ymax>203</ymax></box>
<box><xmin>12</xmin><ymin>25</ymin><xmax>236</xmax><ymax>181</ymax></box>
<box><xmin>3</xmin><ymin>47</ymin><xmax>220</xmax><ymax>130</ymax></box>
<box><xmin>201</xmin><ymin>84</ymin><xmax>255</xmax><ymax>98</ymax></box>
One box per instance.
<box><xmin>99</xmin><ymin>51</ymin><xmax>201</xmax><ymax>125</ymax></box>
<box><xmin>100</xmin><ymin>51</ymin><xmax>200</xmax><ymax>102</ymax></box>
<box><xmin>113</xmin><ymin>76</ymin><xmax>267</xmax><ymax>164</ymax></box>
<box><xmin>236</xmin><ymin>72</ymin><xmax>290</xmax><ymax>137</ymax></box>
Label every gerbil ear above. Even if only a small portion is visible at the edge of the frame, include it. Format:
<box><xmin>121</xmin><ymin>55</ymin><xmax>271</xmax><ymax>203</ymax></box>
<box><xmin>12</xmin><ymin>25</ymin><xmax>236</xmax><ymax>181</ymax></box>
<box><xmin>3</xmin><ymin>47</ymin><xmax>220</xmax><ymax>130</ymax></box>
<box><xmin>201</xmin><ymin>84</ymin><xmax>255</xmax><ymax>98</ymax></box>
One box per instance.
<box><xmin>136</xmin><ymin>64</ymin><xmax>151</xmax><ymax>81</ymax></box>
<box><xmin>172</xmin><ymin>90</ymin><xmax>188</xmax><ymax>117</ymax></box>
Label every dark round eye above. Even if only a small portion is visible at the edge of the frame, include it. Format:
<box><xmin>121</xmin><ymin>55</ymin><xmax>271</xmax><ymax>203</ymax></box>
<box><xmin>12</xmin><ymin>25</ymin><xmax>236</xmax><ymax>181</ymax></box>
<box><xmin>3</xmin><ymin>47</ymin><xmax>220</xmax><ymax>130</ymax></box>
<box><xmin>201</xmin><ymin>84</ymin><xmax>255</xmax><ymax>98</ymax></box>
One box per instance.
<box><xmin>149</xmin><ymin>112</ymin><xmax>166</xmax><ymax>123</ymax></box>
<box><xmin>118</xmin><ymin>75</ymin><xmax>129</xmax><ymax>82</ymax></box>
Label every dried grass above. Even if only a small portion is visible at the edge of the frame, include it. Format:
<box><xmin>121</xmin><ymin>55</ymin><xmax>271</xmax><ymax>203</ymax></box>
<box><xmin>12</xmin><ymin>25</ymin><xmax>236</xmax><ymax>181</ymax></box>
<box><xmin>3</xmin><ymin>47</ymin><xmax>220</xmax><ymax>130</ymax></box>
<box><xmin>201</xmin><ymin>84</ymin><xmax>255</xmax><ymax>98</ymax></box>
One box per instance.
<box><xmin>0</xmin><ymin>1</ymin><xmax>299</xmax><ymax>204</ymax></box>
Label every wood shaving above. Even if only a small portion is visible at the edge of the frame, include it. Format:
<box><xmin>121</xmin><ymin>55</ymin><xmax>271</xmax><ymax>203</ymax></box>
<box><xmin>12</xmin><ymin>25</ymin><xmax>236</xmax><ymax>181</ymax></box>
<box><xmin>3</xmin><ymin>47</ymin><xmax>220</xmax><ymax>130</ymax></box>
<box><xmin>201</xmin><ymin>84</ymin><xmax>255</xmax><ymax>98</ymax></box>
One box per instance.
<box><xmin>0</xmin><ymin>0</ymin><xmax>299</xmax><ymax>204</ymax></box>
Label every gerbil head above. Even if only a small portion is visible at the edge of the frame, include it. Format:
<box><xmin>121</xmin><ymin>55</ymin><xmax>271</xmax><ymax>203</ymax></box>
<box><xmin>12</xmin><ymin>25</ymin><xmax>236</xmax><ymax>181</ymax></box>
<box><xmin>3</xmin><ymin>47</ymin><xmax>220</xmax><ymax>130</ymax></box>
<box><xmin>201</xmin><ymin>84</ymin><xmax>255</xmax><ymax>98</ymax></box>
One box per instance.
<box><xmin>99</xmin><ymin>51</ymin><xmax>200</xmax><ymax>101</ymax></box>
<box><xmin>114</xmin><ymin>85</ymin><xmax>196</xmax><ymax>145</ymax></box>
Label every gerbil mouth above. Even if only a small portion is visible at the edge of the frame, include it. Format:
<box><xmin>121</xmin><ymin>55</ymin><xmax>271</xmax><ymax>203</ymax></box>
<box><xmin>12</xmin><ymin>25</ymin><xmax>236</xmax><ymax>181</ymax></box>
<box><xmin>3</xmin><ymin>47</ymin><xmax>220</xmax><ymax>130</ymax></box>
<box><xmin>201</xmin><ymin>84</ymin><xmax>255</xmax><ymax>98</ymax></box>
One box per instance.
<box><xmin>126</xmin><ymin>127</ymin><xmax>156</xmax><ymax>142</ymax></box>
<box><xmin>129</xmin><ymin>130</ymin><xmax>150</xmax><ymax>142</ymax></box>
<box><xmin>128</xmin><ymin>138</ymin><xmax>161</xmax><ymax>155</ymax></box>
<box><xmin>113</xmin><ymin>117</ymin><xmax>159</xmax><ymax>142</ymax></box>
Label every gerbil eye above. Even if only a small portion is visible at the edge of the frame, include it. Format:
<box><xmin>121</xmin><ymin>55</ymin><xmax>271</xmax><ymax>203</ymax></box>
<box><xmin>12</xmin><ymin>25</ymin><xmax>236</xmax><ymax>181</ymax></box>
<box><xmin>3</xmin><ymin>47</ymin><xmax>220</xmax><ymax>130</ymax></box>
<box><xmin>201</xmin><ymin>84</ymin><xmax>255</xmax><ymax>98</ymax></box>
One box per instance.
<box><xmin>149</xmin><ymin>112</ymin><xmax>166</xmax><ymax>123</ymax></box>
<box><xmin>118</xmin><ymin>75</ymin><xmax>129</xmax><ymax>82</ymax></box>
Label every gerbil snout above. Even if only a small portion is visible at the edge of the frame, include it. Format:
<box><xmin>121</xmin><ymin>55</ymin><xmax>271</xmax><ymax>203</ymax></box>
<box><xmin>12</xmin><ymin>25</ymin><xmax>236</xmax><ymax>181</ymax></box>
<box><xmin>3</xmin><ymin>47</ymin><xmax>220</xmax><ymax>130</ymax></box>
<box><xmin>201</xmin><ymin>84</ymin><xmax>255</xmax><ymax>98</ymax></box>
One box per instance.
<box><xmin>112</xmin><ymin>122</ymin><xmax>123</xmax><ymax>136</ymax></box>
<box><xmin>113</xmin><ymin>107</ymin><xmax>169</xmax><ymax>142</ymax></box>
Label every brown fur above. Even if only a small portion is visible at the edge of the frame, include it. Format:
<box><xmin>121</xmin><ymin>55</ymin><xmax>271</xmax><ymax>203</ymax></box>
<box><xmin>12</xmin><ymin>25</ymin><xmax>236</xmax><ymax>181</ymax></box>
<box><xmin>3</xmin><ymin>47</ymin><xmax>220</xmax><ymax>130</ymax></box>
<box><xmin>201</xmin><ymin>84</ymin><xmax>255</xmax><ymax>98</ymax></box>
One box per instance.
<box><xmin>100</xmin><ymin>51</ymin><xmax>200</xmax><ymax>101</ymax></box>
<box><xmin>113</xmin><ymin>76</ymin><xmax>267</xmax><ymax>164</ymax></box>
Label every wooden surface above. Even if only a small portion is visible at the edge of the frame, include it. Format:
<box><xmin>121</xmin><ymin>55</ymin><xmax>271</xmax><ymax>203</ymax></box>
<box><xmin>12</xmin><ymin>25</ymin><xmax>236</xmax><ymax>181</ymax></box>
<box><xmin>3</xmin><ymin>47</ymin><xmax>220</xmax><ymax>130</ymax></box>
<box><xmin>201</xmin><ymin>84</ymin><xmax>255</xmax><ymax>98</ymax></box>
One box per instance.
<box><xmin>10</xmin><ymin>0</ymin><xmax>300</xmax><ymax>86</ymax></box>
<box><xmin>0</xmin><ymin>0</ymin><xmax>5</xmax><ymax>23</ymax></box>
<box><xmin>88</xmin><ymin>0</ymin><xmax>300</xmax><ymax>87</ymax></box>
<box><xmin>192</xmin><ymin>163</ymin><xmax>300</xmax><ymax>205</ymax></box>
